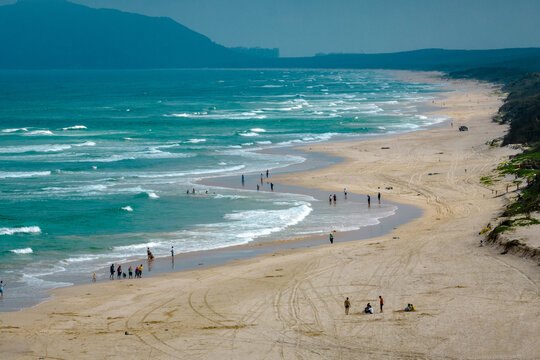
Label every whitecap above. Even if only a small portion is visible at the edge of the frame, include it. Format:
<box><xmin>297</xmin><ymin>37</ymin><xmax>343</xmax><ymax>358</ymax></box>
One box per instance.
<box><xmin>250</xmin><ymin>128</ymin><xmax>266</xmax><ymax>133</ymax></box>
<box><xmin>0</xmin><ymin>144</ymin><xmax>71</xmax><ymax>154</ymax></box>
<box><xmin>10</xmin><ymin>247</ymin><xmax>33</xmax><ymax>254</ymax></box>
<box><xmin>26</xmin><ymin>130</ymin><xmax>54</xmax><ymax>136</ymax></box>
<box><xmin>166</xmin><ymin>113</ymin><xmax>190</xmax><ymax>118</ymax></box>
<box><xmin>186</xmin><ymin>138</ymin><xmax>206</xmax><ymax>143</ymax></box>
<box><xmin>73</xmin><ymin>141</ymin><xmax>96</xmax><ymax>147</ymax></box>
<box><xmin>147</xmin><ymin>192</ymin><xmax>159</xmax><ymax>199</ymax></box>
<box><xmin>239</xmin><ymin>132</ymin><xmax>259</xmax><ymax>137</ymax></box>
<box><xmin>0</xmin><ymin>226</ymin><xmax>42</xmax><ymax>236</ymax></box>
<box><xmin>121</xmin><ymin>206</ymin><xmax>133</xmax><ymax>212</ymax></box>
<box><xmin>62</xmin><ymin>125</ymin><xmax>87</xmax><ymax>131</ymax></box>
<box><xmin>2</xmin><ymin>128</ymin><xmax>28</xmax><ymax>133</ymax></box>
<box><xmin>0</xmin><ymin>171</ymin><xmax>51</xmax><ymax>179</ymax></box>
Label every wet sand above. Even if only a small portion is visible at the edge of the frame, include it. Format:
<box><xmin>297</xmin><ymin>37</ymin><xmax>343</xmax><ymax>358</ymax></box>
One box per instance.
<box><xmin>1</xmin><ymin>73</ymin><xmax>538</xmax><ymax>359</ymax></box>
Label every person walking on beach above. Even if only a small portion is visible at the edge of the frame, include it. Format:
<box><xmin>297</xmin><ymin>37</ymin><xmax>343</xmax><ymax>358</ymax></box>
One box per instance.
<box><xmin>257</xmin><ymin>184</ymin><xmax>260</xmax><ymax>191</ymax></box>
<box><xmin>266</xmin><ymin>169</ymin><xmax>269</xmax><ymax>178</ymax></box>
<box><xmin>171</xmin><ymin>246</ymin><xmax>174</xmax><ymax>258</ymax></box>
<box><xmin>117</xmin><ymin>265</ymin><xmax>122</xmax><ymax>279</ymax></box>
<box><xmin>378</xmin><ymin>192</ymin><xmax>381</xmax><ymax>204</ymax></box>
<box><xmin>379</xmin><ymin>295</ymin><xmax>384</xmax><ymax>312</ymax></box>
<box><xmin>329</xmin><ymin>233</ymin><xmax>334</xmax><ymax>244</ymax></box>
<box><xmin>333</xmin><ymin>194</ymin><xmax>337</xmax><ymax>202</ymax></box>
<box><xmin>329</xmin><ymin>194</ymin><xmax>332</xmax><ymax>204</ymax></box>
<box><xmin>92</xmin><ymin>273</ymin><xmax>97</xmax><ymax>283</ymax></box>
<box><xmin>128</xmin><ymin>266</ymin><xmax>133</xmax><ymax>279</ymax></box>
<box><xmin>344</xmin><ymin>297</ymin><xmax>351</xmax><ymax>315</ymax></box>
<box><xmin>270</xmin><ymin>183</ymin><xmax>274</xmax><ymax>191</ymax></box>
<box><xmin>367</xmin><ymin>195</ymin><xmax>371</xmax><ymax>207</ymax></box>
<box><xmin>110</xmin><ymin>264</ymin><xmax>115</xmax><ymax>280</ymax></box>
<box><xmin>0</xmin><ymin>280</ymin><xmax>5</xmax><ymax>297</ymax></box>
<box><xmin>344</xmin><ymin>188</ymin><xmax>347</xmax><ymax>198</ymax></box>
<box><xmin>260</xmin><ymin>173</ymin><xmax>263</xmax><ymax>184</ymax></box>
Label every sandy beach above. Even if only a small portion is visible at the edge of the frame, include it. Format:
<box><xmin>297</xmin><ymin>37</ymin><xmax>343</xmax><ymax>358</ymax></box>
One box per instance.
<box><xmin>1</xmin><ymin>74</ymin><xmax>538</xmax><ymax>359</ymax></box>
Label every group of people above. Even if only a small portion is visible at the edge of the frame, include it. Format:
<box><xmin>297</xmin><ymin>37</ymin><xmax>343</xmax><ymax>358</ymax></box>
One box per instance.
<box><xmin>186</xmin><ymin>188</ymin><xmax>209</xmax><ymax>195</ymax></box>
<box><xmin>344</xmin><ymin>296</ymin><xmax>416</xmax><ymax>315</ymax></box>
<box><xmin>99</xmin><ymin>246</ymin><xmax>177</xmax><ymax>283</ymax></box>
<box><xmin>108</xmin><ymin>263</ymin><xmax>144</xmax><ymax>281</ymax></box>
<box><xmin>329</xmin><ymin>189</ymin><xmax>381</xmax><ymax>207</ymax></box>
<box><xmin>344</xmin><ymin>296</ymin><xmax>383</xmax><ymax>315</ymax></box>
<box><xmin>404</xmin><ymin>303</ymin><xmax>415</xmax><ymax>312</ymax></box>
<box><xmin>242</xmin><ymin>171</ymin><xmax>274</xmax><ymax>192</ymax></box>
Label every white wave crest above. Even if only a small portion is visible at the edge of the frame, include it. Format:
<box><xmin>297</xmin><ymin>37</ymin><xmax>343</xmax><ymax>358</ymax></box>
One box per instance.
<box><xmin>26</xmin><ymin>130</ymin><xmax>54</xmax><ymax>136</ymax></box>
<box><xmin>121</xmin><ymin>206</ymin><xmax>134</xmax><ymax>212</ymax></box>
<box><xmin>62</xmin><ymin>125</ymin><xmax>87</xmax><ymax>131</ymax></box>
<box><xmin>239</xmin><ymin>132</ymin><xmax>259</xmax><ymax>137</ymax></box>
<box><xmin>186</xmin><ymin>138</ymin><xmax>206</xmax><ymax>143</ymax></box>
<box><xmin>0</xmin><ymin>171</ymin><xmax>51</xmax><ymax>179</ymax></box>
<box><xmin>10</xmin><ymin>247</ymin><xmax>33</xmax><ymax>254</ymax></box>
<box><xmin>2</xmin><ymin>128</ymin><xmax>28</xmax><ymax>133</ymax></box>
<box><xmin>73</xmin><ymin>141</ymin><xmax>96</xmax><ymax>147</ymax></box>
<box><xmin>250</xmin><ymin>128</ymin><xmax>266</xmax><ymax>133</ymax></box>
<box><xmin>146</xmin><ymin>192</ymin><xmax>159</xmax><ymax>199</ymax></box>
<box><xmin>0</xmin><ymin>141</ymin><xmax>94</xmax><ymax>154</ymax></box>
<box><xmin>0</xmin><ymin>226</ymin><xmax>42</xmax><ymax>236</ymax></box>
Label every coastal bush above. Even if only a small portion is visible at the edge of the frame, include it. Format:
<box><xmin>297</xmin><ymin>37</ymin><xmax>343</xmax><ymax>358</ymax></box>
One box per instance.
<box><xmin>500</xmin><ymin>73</ymin><xmax>540</xmax><ymax>145</ymax></box>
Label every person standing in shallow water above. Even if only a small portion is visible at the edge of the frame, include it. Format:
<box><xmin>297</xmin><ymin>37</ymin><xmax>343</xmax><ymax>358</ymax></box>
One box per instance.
<box><xmin>241</xmin><ymin>174</ymin><xmax>245</xmax><ymax>185</ymax></box>
<box><xmin>110</xmin><ymin>263</ymin><xmax>115</xmax><ymax>280</ymax></box>
<box><xmin>266</xmin><ymin>169</ymin><xmax>269</xmax><ymax>178</ymax></box>
<box><xmin>367</xmin><ymin>195</ymin><xmax>371</xmax><ymax>207</ymax></box>
<box><xmin>378</xmin><ymin>192</ymin><xmax>381</xmax><ymax>204</ymax></box>
<box><xmin>329</xmin><ymin>233</ymin><xmax>334</xmax><ymax>244</ymax></box>
<box><xmin>344</xmin><ymin>297</ymin><xmax>351</xmax><ymax>315</ymax></box>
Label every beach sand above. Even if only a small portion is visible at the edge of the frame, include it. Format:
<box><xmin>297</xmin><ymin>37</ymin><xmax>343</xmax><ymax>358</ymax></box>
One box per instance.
<box><xmin>1</xmin><ymin>75</ymin><xmax>539</xmax><ymax>359</ymax></box>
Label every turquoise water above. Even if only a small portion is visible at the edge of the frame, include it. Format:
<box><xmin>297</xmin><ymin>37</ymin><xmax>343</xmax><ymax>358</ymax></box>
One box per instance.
<box><xmin>0</xmin><ymin>69</ymin><xmax>445</xmax><ymax>307</ymax></box>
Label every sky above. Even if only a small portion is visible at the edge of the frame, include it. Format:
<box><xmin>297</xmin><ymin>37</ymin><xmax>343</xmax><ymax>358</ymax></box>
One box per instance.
<box><xmin>4</xmin><ymin>0</ymin><xmax>540</xmax><ymax>57</ymax></box>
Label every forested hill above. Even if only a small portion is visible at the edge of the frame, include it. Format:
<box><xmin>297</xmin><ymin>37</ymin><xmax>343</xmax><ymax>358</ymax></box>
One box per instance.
<box><xmin>0</xmin><ymin>0</ymin><xmax>255</xmax><ymax>69</ymax></box>
<box><xmin>1</xmin><ymin>0</ymin><xmax>540</xmax><ymax>72</ymax></box>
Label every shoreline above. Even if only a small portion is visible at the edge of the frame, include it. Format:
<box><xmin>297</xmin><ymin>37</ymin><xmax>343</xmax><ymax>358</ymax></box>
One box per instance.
<box><xmin>1</xmin><ymin>72</ymin><xmax>538</xmax><ymax>359</ymax></box>
<box><xmin>0</xmin><ymin>70</ymin><xmax>445</xmax><ymax>313</ymax></box>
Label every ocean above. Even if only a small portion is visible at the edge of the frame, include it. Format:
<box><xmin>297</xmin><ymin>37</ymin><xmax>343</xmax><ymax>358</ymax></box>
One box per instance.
<box><xmin>0</xmin><ymin>69</ymin><xmax>445</xmax><ymax>309</ymax></box>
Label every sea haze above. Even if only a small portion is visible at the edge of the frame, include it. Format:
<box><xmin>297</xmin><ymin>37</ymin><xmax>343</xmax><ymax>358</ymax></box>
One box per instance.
<box><xmin>0</xmin><ymin>69</ymin><xmax>446</xmax><ymax>308</ymax></box>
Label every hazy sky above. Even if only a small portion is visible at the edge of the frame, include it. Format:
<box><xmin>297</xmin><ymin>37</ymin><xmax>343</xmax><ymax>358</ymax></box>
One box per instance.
<box><xmin>5</xmin><ymin>0</ymin><xmax>540</xmax><ymax>56</ymax></box>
